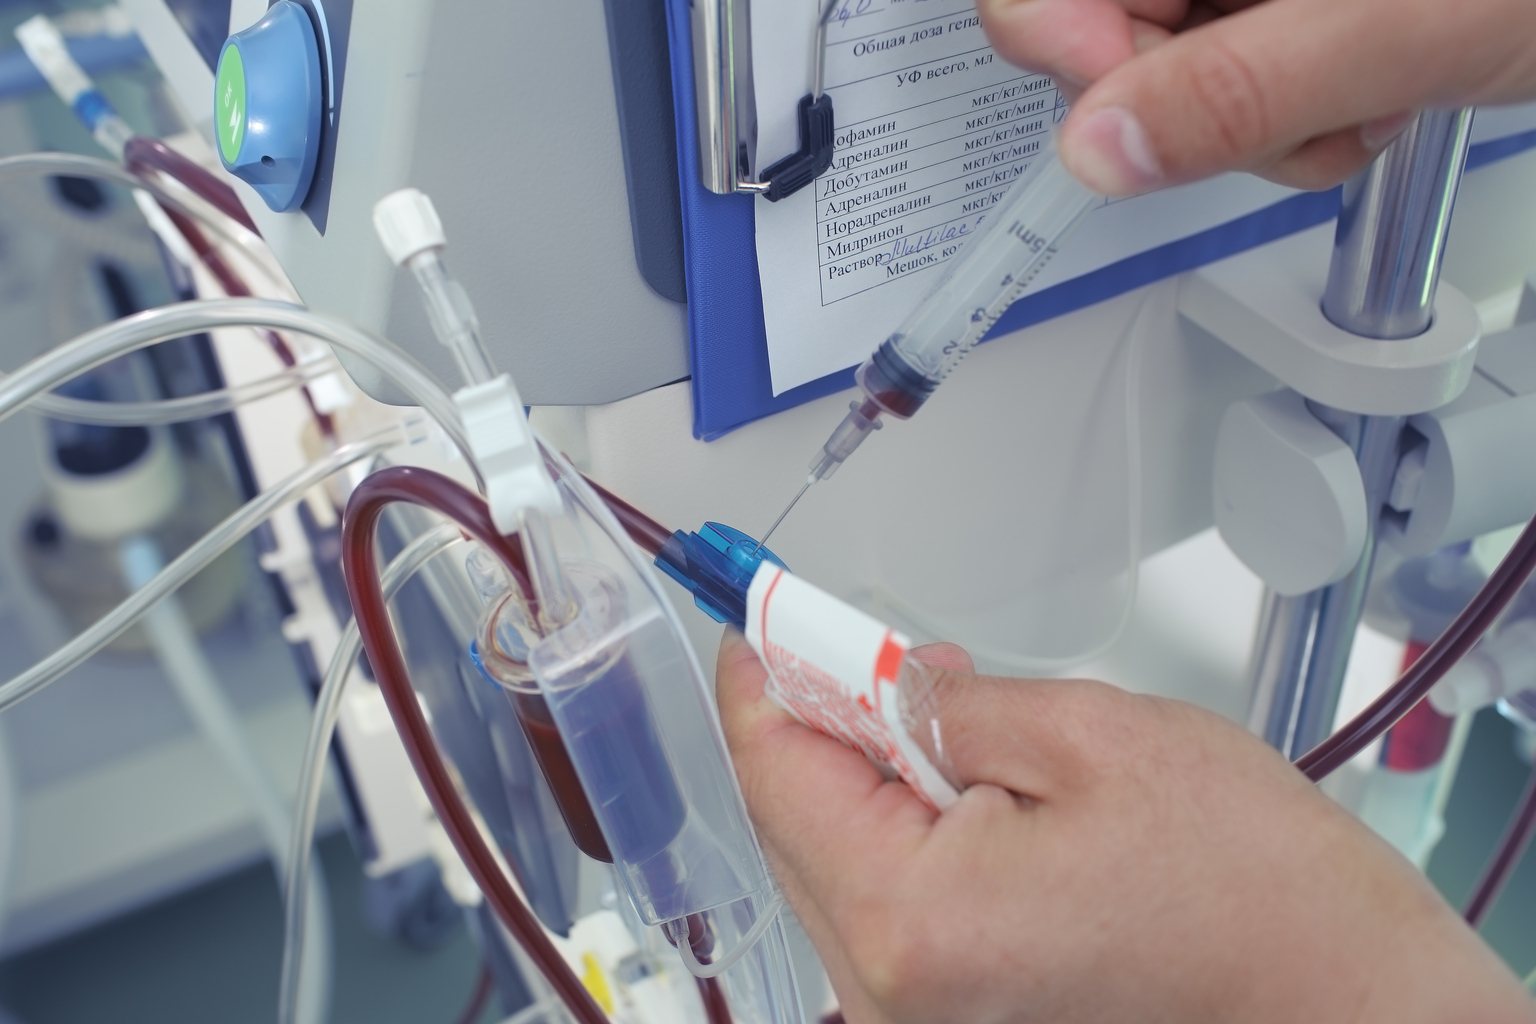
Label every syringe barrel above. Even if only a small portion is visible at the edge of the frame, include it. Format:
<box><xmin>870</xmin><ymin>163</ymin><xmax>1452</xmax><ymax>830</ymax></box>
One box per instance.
<box><xmin>861</xmin><ymin>143</ymin><xmax>1100</xmax><ymax>418</ymax></box>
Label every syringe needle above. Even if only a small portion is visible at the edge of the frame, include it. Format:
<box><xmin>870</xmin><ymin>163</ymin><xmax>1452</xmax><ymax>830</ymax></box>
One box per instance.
<box><xmin>754</xmin><ymin>476</ymin><xmax>813</xmax><ymax>554</ymax></box>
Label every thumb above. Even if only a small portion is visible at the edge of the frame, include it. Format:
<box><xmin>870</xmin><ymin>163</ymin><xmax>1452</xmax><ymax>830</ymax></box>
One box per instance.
<box><xmin>1056</xmin><ymin>0</ymin><xmax>1481</xmax><ymax>194</ymax></box>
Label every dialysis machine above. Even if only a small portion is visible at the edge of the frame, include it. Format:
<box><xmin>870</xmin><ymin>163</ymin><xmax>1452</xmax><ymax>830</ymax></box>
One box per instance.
<box><xmin>2</xmin><ymin>0</ymin><xmax>1536</xmax><ymax>1021</ymax></box>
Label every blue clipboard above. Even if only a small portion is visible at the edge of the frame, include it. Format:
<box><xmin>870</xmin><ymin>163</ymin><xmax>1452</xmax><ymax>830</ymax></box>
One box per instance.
<box><xmin>663</xmin><ymin>0</ymin><xmax>1536</xmax><ymax>441</ymax></box>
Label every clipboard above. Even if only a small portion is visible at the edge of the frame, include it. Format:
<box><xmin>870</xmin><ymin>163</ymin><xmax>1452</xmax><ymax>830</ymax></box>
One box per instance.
<box><xmin>664</xmin><ymin>0</ymin><xmax>1536</xmax><ymax>441</ymax></box>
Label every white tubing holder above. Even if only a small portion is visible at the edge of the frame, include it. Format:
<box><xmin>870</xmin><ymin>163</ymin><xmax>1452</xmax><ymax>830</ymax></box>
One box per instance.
<box><xmin>455</xmin><ymin>376</ymin><xmax>562</xmax><ymax>533</ymax></box>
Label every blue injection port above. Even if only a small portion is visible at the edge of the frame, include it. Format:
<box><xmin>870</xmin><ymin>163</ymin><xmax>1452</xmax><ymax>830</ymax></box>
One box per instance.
<box><xmin>654</xmin><ymin>523</ymin><xmax>788</xmax><ymax>628</ymax></box>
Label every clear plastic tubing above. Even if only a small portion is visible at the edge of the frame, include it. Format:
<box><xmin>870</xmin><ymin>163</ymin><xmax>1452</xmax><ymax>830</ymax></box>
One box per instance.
<box><xmin>0</xmin><ymin>153</ymin><xmax>282</xmax><ymax>293</ymax></box>
<box><xmin>0</xmin><ymin>298</ymin><xmax>476</xmax><ymax>483</ymax></box>
<box><xmin>278</xmin><ymin>523</ymin><xmax>462</xmax><ymax>1024</ymax></box>
<box><xmin>399</xmin><ymin>240</ymin><xmax>578</xmax><ymax>624</ymax></box>
<box><xmin>26</xmin><ymin>363</ymin><xmax>325</xmax><ymax>425</ymax></box>
<box><xmin>405</xmin><ymin>249</ymin><xmax>498</xmax><ymax>387</ymax></box>
<box><xmin>0</xmin><ymin>434</ymin><xmax>396</xmax><ymax>713</ymax></box>
<box><xmin>809</xmin><ymin>142</ymin><xmax>1100</xmax><ymax>481</ymax></box>
<box><xmin>121</xmin><ymin>535</ymin><xmax>334</xmax><ymax>1024</ymax></box>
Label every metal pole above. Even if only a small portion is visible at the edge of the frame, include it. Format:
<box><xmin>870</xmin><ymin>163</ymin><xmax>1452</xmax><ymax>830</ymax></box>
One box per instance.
<box><xmin>1286</xmin><ymin>412</ymin><xmax>1404</xmax><ymax>757</ymax></box>
<box><xmin>1323</xmin><ymin>109</ymin><xmax>1476</xmax><ymax>339</ymax></box>
<box><xmin>1246</xmin><ymin>109</ymin><xmax>1474</xmax><ymax>753</ymax></box>
<box><xmin>1245</xmin><ymin>589</ymin><xmax>1319</xmax><ymax>750</ymax></box>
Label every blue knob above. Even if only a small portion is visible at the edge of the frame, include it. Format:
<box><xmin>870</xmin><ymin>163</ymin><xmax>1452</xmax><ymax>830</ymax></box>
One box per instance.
<box><xmin>213</xmin><ymin>1</ymin><xmax>322</xmax><ymax>213</ymax></box>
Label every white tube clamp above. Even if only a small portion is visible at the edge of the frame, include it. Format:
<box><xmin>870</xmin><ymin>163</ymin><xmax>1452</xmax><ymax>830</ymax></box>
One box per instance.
<box><xmin>455</xmin><ymin>375</ymin><xmax>562</xmax><ymax>533</ymax></box>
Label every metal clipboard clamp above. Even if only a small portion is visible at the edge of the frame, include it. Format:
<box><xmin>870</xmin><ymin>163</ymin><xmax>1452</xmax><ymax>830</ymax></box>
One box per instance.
<box><xmin>691</xmin><ymin>0</ymin><xmax>836</xmax><ymax>202</ymax></box>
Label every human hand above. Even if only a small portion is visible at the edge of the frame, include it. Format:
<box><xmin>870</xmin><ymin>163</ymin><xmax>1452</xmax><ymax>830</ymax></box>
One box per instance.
<box><xmin>975</xmin><ymin>0</ymin><xmax>1536</xmax><ymax>194</ymax></box>
<box><xmin>716</xmin><ymin>628</ymin><xmax>1536</xmax><ymax>1024</ymax></box>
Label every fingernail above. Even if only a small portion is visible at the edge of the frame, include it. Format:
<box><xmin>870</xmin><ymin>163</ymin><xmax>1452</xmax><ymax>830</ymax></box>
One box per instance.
<box><xmin>1360</xmin><ymin>111</ymin><xmax>1416</xmax><ymax>151</ymax></box>
<box><xmin>1062</xmin><ymin>106</ymin><xmax>1163</xmax><ymax>195</ymax></box>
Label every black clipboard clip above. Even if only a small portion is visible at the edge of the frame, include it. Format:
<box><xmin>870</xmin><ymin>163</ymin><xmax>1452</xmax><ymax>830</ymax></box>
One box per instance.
<box><xmin>692</xmin><ymin>0</ymin><xmax>837</xmax><ymax>202</ymax></box>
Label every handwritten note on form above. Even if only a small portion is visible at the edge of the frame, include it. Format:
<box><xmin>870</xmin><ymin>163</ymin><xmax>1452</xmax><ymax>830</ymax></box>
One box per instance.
<box><xmin>752</xmin><ymin>0</ymin><xmax>1308</xmax><ymax>396</ymax></box>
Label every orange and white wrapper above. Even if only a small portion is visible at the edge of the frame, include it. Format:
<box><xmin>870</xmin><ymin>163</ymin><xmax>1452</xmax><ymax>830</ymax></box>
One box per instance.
<box><xmin>744</xmin><ymin>563</ymin><xmax>959</xmax><ymax>812</ymax></box>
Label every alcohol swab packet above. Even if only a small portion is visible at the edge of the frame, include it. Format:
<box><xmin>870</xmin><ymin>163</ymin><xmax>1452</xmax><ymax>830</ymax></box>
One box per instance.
<box><xmin>744</xmin><ymin>563</ymin><xmax>960</xmax><ymax>812</ymax></box>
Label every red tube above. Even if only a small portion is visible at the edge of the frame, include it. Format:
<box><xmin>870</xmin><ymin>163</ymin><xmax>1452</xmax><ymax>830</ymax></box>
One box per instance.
<box><xmin>1296</xmin><ymin>515</ymin><xmax>1536</xmax><ymax>781</ymax></box>
<box><xmin>343</xmin><ymin>465</ymin><xmax>608</xmax><ymax>1024</ymax></box>
<box><xmin>124</xmin><ymin>135</ymin><xmax>259</xmax><ymax>234</ymax></box>
<box><xmin>697</xmin><ymin>978</ymin><xmax>734</xmax><ymax>1024</ymax></box>
<box><xmin>580</xmin><ymin>474</ymin><xmax>671</xmax><ymax>557</ymax></box>
<box><xmin>451</xmin><ymin>963</ymin><xmax>494</xmax><ymax>1024</ymax></box>
<box><xmin>1463</xmin><ymin>766</ymin><xmax>1536</xmax><ymax>927</ymax></box>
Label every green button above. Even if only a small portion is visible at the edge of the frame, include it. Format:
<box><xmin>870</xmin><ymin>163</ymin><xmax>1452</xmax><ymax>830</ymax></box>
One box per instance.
<box><xmin>215</xmin><ymin>45</ymin><xmax>247</xmax><ymax>166</ymax></box>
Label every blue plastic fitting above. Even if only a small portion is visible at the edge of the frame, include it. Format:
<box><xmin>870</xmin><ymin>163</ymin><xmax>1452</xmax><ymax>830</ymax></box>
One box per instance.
<box><xmin>213</xmin><ymin>1</ymin><xmax>322</xmax><ymax>212</ymax></box>
<box><xmin>653</xmin><ymin>522</ymin><xmax>788</xmax><ymax>628</ymax></box>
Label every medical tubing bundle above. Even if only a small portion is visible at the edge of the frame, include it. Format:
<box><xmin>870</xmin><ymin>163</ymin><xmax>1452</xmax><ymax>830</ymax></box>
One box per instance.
<box><xmin>144</xmin><ymin>211</ymin><xmax>331</xmax><ymax>433</ymax></box>
<box><xmin>123</xmin><ymin>171</ymin><xmax>335</xmax><ymax>435</ymax></box>
<box><xmin>27</xmin><ymin>362</ymin><xmax>326</xmax><ymax>425</ymax></box>
<box><xmin>15</xmin><ymin>15</ymin><xmax>312</xmax><ymax>388</ymax></box>
<box><xmin>122</xmin><ymin>134</ymin><xmax>259</xmax><ymax>234</ymax></box>
<box><xmin>0</xmin><ymin>298</ymin><xmax>475</xmax><ymax>480</ymax></box>
<box><xmin>1462</xmin><ymin>765</ymin><xmax>1536</xmax><ymax>927</ymax></box>
<box><xmin>278</xmin><ymin>523</ymin><xmax>463</xmax><ymax>1024</ymax></box>
<box><xmin>1</xmin><ymin>148</ymin><xmax>329</xmax><ymax>433</ymax></box>
<box><xmin>0</xmin><ymin>435</ymin><xmax>394</xmax><ymax>713</ymax></box>
<box><xmin>0</xmin><ymin>153</ymin><xmax>277</xmax><ymax>284</ymax></box>
<box><xmin>1295</xmin><ymin>513</ymin><xmax>1536</xmax><ymax>780</ymax></box>
<box><xmin>341</xmin><ymin>466</ymin><xmax>610</xmax><ymax>1024</ymax></box>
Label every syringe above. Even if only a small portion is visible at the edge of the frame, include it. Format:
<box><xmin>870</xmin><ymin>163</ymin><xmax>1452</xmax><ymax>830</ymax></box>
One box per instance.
<box><xmin>756</xmin><ymin>139</ymin><xmax>1102</xmax><ymax>547</ymax></box>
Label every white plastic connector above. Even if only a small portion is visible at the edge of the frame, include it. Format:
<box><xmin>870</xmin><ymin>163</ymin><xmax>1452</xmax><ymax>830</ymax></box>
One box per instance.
<box><xmin>372</xmin><ymin>188</ymin><xmax>446</xmax><ymax>267</ymax></box>
<box><xmin>455</xmin><ymin>375</ymin><xmax>562</xmax><ymax>533</ymax></box>
<box><xmin>1430</xmin><ymin>617</ymin><xmax>1536</xmax><ymax>715</ymax></box>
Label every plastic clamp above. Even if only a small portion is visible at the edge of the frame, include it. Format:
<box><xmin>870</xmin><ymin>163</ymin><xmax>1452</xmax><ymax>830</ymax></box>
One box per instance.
<box><xmin>455</xmin><ymin>375</ymin><xmax>562</xmax><ymax>533</ymax></box>
<box><xmin>760</xmin><ymin>93</ymin><xmax>834</xmax><ymax>202</ymax></box>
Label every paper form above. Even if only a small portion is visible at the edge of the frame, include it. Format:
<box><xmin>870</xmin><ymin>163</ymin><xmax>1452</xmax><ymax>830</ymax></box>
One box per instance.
<box><xmin>750</xmin><ymin>0</ymin><xmax>1286</xmax><ymax>394</ymax></box>
<box><xmin>751</xmin><ymin>1</ymin><xmax>1536</xmax><ymax>397</ymax></box>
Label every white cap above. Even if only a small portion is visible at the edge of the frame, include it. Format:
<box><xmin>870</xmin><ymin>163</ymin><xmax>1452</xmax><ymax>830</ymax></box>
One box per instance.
<box><xmin>372</xmin><ymin>188</ymin><xmax>446</xmax><ymax>266</ymax></box>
